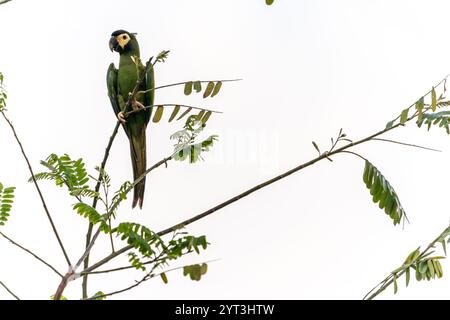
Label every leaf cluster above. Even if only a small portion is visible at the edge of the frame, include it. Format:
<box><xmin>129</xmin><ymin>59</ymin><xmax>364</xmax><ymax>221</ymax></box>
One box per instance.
<box><xmin>363</xmin><ymin>160</ymin><xmax>407</xmax><ymax>226</ymax></box>
<box><xmin>0</xmin><ymin>182</ymin><xmax>15</xmax><ymax>226</ymax></box>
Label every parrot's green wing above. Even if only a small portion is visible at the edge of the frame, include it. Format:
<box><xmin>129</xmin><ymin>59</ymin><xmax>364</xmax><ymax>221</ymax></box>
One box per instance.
<box><xmin>107</xmin><ymin>63</ymin><xmax>120</xmax><ymax>116</ymax></box>
<box><xmin>143</xmin><ymin>63</ymin><xmax>155</xmax><ymax>125</ymax></box>
<box><xmin>107</xmin><ymin>62</ymin><xmax>130</xmax><ymax>138</ymax></box>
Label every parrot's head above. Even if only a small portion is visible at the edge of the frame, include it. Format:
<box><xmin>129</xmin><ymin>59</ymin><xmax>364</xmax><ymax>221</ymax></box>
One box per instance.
<box><xmin>109</xmin><ymin>30</ymin><xmax>139</xmax><ymax>54</ymax></box>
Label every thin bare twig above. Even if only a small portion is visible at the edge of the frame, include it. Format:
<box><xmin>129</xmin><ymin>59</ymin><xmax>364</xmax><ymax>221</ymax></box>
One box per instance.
<box><xmin>136</xmin><ymin>78</ymin><xmax>242</xmax><ymax>95</ymax></box>
<box><xmin>0</xmin><ymin>231</ymin><xmax>63</xmax><ymax>277</ymax></box>
<box><xmin>371</xmin><ymin>138</ymin><xmax>441</xmax><ymax>152</ymax></box>
<box><xmin>126</xmin><ymin>103</ymin><xmax>223</xmax><ymax>117</ymax></box>
<box><xmin>84</xmin><ymin>260</ymin><xmax>217</xmax><ymax>300</ymax></box>
<box><xmin>0</xmin><ymin>111</ymin><xmax>71</xmax><ymax>266</ymax></box>
<box><xmin>82</xmin><ymin>121</ymin><xmax>120</xmax><ymax>298</ymax></box>
<box><xmin>0</xmin><ymin>280</ymin><xmax>19</xmax><ymax>300</ymax></box>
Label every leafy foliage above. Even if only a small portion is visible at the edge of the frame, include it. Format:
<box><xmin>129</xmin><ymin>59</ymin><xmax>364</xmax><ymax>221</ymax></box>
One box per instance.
<box><xmin>183</xmin><ymin>263</ymin><xmax>208</xmax><ymax>281</ymax></box>
<box><xmin>31</xmin><ymin>154</ymin><xmax>98</xmax><ymax>199</ymax></box>
<box><xmin>184</xmin><ymin>81</ymin><xmax>223</xmax><ymax>99</ymax></box>
<box><xmin>389</xmin><ymin>247</ymin><xmax>445</xmax><ymax>295</ymax></box>
<box><xmin>150</xmin><ymin>105</ymin><xmax>215</xmax><ymax>124</ymax></box>
<box><xmin>90</xmin><ymin>291</ymin><xmax>106</xmax><ymax>300</ymax></box>
<box><xmin>155</xmin><ymin>50</ymin><xmax>170</xmax><ymax>64</ymax></box>
<box><xmin>72</xmin><ymin>203</ymin><xmax>109</xmax><ymax>232</ymax></box>
<box><xmin>170</xmin><ymin>116</ymin><xmax>218</xmax><ymax>163</ymax></box>
<box><xmin>113</xmin><ymin>222</ymin><xmax>160</xmax><ymax>258</ymax></box>
<box><xmin>112</xmin><ymin>222</ymin><xmax>209</xmax><ymax>278</ymax></box>
<box><xmin>416</xmin><ymin>111</ymin><xmax>450</xmax><ymax>134</ymax></box>
<box><xmin>386</xmin><ymin>84</ymin><xmax>450</xmax><ymax>129</ymax></box>
<box><xmin>362</xmin><ymin>160</ymin><xmax>407</xmax><ymax>226</ymax></box>
<box><xmin>0</xmin><ymin>183</ymin><xmax>15</xmax><ymax>226</ymax></box>
<box><xmin>128</xmin><ymin>252</ymin><xmax>146</xmax><ymax>271</ymax></box>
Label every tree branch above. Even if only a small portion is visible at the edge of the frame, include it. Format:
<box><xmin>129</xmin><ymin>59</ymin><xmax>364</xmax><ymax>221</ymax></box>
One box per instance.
<box><xmin>125</xmin><ymin>103</ymin><xmax>223</xmax><ymax>118</ymax></box>
<box><xmin>363</xmin><ymin>226</ymin><xmax>448</xmax><ymax>300</ymax></box>
<box><xmin>84</xmin><ymin>260</ymin><xmax>216</xmax><ymax>300</ymax></box>
<box><xmin>136</xmin><ymin>78</ymin><xmax>242</xmax><ymax>95</ymax></box>
<box><xmin>0</xmin><ymin>280</ymin><xmax>19</xmax><ymax>300</ymax></box>
<box><xmin>0</xmin><ymin>231</ymin><xmax>63</xmax><ymax>278</ymax></box>
<box><xmin>82</xmin><ymin>121</ymin><xmax>120</xmax><ymax>298</ymax></box>
<box><xmin>0</xmin><ymin>111</ymin><xmax>72</xmax><ymax>266</ymax></box>
<box><xmin>370</xmin><ymin>138</ymin><xmax>441</xmax><ymax>152</ymax></box>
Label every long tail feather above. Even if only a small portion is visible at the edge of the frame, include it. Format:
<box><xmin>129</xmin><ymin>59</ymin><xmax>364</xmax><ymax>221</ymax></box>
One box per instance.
<box><xmin>129</xmin><ymin>126</ymin><xmax>147</xmax><ymax>209</ymax></box>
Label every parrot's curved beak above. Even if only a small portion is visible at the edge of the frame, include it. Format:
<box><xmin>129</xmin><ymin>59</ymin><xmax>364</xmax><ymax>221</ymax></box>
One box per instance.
<box><xmin>109</xmin><ymin>36</ymin><xmax>119</xmax><ymax>52</ymax></box>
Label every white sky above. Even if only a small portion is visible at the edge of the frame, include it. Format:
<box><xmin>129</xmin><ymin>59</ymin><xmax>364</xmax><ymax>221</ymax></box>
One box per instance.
<box><xmin>1</xmin><ymin>0</ymin><xmax>450</xmax><ymax>300</ymax></box>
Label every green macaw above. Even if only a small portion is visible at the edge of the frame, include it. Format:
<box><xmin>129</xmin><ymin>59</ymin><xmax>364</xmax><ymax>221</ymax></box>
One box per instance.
<box><xmin>107</xmin><ymin>30</ymin><xmax>154</xmax><ymax>209</ymax></box>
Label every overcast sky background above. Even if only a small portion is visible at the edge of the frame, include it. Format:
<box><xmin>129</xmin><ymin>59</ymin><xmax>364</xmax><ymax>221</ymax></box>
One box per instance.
<box><xmin>1</xmin><ymin>0</ymin><xmax>450</xmax><ymax>300</ymax></box>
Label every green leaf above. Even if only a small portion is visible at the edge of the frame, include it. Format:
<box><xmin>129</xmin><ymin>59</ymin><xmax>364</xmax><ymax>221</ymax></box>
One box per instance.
<box><xmin>195</xmin><ymin>110</ymin><xmax>206</xmax><ymax>122</ymax></box>
<box><xmin>416</xmin><ymin>267</ymin><xmax>422</xmax><ymax>281</ymax></box>
<box><xmin>362</xmin><ymin>160</ymin><xmax>407</xmax><ymax>226</ymax></box>
<box><xmin>91</xmin><ymin>291</ymin><xmax>106</xmax><ymax>300</ymax></box>
<box><xmin>434</xmin><ymin>260</ymin><xmax>444</xmax><ymax>278</ymax></box>
<box><xmin>417</xmin><ymin>111</ymin><xmax>450</xmax><ymax>134</ymax></box>
<box><xmin>161</xmin><ymin>272</ymin><xmax>168</xmax><ymax>284</ymax></box>
<box><xmin>169</xmin><ymin>105</ymin><xmax>180</xmax><ymax>122</ymax></box>
<box><xmin>0</xmin><ymin>184</ymin><xmax>15</xmax><ymax>227</ymax></box>
<box><xmin>201</xmin><ymin>111</ymin><xmax>212</xmax><ymax>124</ymax></box>
<box><xmin>203</xmin><ymin>82</ymin><xmax>214</xmax><ymax>98</ymax></box>
<box><xmin>200</xmin><ymin>263</ymin><xmax>208</xmax><ymax>275</ymax></box>
<box><xmin>419</xmin><ymin>261</ymin><xmax>428</xmax><ymax>274</ymax></box>
<box><xmin>184</xmin><ymin>81</ymin><xmax>193</xmax><ymax>95</ymax></box>
<box><xmin>432</xmin><ymin>87</ymin><xmax>437</xmax><ymax>112</ymax></box>
<box><xmin>400</xmin><ymin>108</ymin><xmax>409</xmax><ymax>124</ymax></box>
<box><xmin>405</xmin><ymin>267</ymin><xmax>410</xmax><ymax>287</ymax></box>
<box><xmin>385</xmin><ymin>120</ymin><xmax>395</xmax><ymax>129</ymax></box>
<box><xmin>211</xmin><ymin>81</ymin><xmax>222</xmax><ymax>97</ymax></box>
<box><xmin>193</xmin><ymin>81</ymin><xmax>202</xmax><ymax>93</ymax></box>
<box><xmin>152</xmin><ymin>106</ymin><xmax>164</xmax><ymax>123</ymax></box>
<box><xmin>427</xmin><ymin>259</ymin><xmax>435</xmax><ymax>278</ymax></box>
<box><xmin>393</xmin><ymin>274</ymin><xmax>398</xmax><ymax>294</ymax></box>
<box><xmin>177</xmin><ymin>107</ymin><xmax>193</xmax><ymax>121</ymax></box>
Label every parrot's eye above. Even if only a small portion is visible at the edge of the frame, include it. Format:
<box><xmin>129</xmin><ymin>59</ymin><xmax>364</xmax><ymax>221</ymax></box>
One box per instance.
<box><xmin>123</xmin><ymin>35</ymin><xmax>127</xmax><ymax>40</ymax></box>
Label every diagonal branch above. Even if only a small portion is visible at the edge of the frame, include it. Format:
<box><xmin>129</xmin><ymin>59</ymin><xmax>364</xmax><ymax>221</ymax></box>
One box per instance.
<box><xmin>0</xmin><ymin>111</ymin><xmax>71</xmax><ymax>266</ymax></box>
<box><xmin>83</xmin><ymin>260</ymin><xmax>217</xmax><ymax>300</ymax></box>
<box><xmin>82</xmin><ymin>121</ymin><xmax>120</xmax><ymax>298</ymax></box>
<box><xmin>0</xmin><ymin>231</ymin><xmax>63</xmax><ymax>278</ymax></box>
<box><xmin>363</xmin><ymin>226</ymin><xmax>448</xmax><ymax>300</ymax></box>
<box><xmin>0</xmin><ymin>280</ymin><xmax>19</xmax><ymax>300</ymax></box>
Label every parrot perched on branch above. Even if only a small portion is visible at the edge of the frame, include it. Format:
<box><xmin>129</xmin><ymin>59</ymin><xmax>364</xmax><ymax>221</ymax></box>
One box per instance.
<box><xmin>107</xmin><ymin>30</ymin><xmax>154</xmax><ymax>209</ymax></box>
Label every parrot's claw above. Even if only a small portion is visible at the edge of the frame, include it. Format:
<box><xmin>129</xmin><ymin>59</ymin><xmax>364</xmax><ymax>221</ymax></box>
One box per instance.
<box><xmin>118</xmin><ymin>112</ymin><xmax>127</xmax><ymax>124</ymax></box>
<box><xmin>131</xmin><ymin>99</ymin><xmax>146</xmax><ymax>111</ymax></box>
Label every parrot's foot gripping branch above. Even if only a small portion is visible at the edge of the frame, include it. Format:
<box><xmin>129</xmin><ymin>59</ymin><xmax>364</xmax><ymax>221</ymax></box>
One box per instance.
<box><xmin>131</xmin><ymin>99</ymin><xmax>145</xmax><ymax>111</ymax></box>
<box><xmin>118</xmin><ymin>112</ymin><xmax>127</xmax><ymax>124</ymax></box>
<box><xmin>118</xmin><ymin>99</ymin><xmax>146</xmax><ymax>124</ymax></box>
